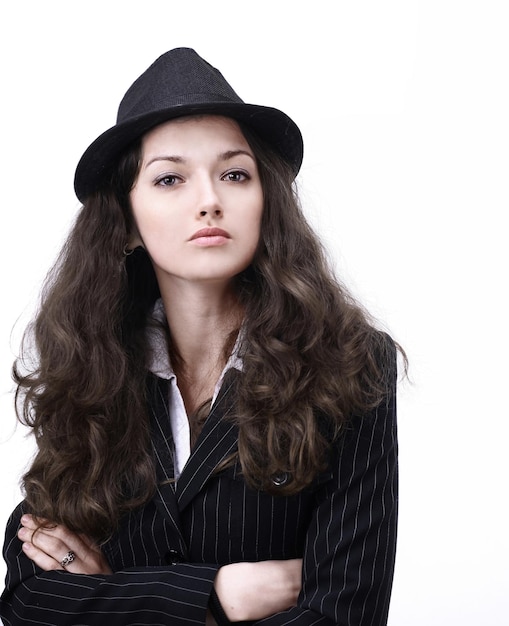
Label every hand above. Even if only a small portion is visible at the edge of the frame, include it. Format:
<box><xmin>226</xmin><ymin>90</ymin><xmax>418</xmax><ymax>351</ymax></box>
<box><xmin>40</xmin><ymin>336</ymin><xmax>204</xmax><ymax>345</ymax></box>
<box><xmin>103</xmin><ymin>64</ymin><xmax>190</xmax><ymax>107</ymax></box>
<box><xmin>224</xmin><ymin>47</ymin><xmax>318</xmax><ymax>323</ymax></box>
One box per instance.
<box><xmin>17</xmin><ymin>515</ymin><xmax>112</xmax><ymax>575</ymax></box>
<box><xmin>214</xmin><ymin>558</ymin><xmax>302</xmax><ymax>622</ymax></box>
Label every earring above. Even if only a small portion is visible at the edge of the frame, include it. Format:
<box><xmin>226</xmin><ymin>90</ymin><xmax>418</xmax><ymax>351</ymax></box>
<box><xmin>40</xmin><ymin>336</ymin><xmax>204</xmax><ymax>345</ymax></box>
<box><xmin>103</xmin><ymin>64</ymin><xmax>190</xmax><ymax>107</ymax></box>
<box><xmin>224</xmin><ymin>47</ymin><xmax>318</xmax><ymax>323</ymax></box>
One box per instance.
<box><xmin>123</xmin><ymin>244</ymin><xmax>135</xmax><ymax>256</ymax></box>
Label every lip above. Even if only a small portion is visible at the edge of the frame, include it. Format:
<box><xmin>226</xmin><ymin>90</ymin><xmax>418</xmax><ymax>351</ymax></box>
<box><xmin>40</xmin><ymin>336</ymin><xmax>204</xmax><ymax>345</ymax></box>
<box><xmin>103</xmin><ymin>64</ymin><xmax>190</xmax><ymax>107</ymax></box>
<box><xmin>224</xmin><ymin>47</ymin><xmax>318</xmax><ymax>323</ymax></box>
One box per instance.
<box><xmin>190</xmin><ymin>228</ymin><xmax>231</xmax><ymax>240</ymax></box>
<box><xmin>189</xmin><ymin>227</ymin><xmax>231</xmax><ymax>247</ymax></box>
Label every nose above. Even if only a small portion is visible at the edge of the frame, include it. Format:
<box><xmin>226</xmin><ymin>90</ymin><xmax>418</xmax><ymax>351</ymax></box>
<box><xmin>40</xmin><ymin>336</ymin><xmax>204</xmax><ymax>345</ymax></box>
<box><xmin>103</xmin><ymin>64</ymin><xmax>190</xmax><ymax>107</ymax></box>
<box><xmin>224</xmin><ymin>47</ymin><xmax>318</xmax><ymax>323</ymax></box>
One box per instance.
<box><xmin>196</xmin><ymin>176</ymin><xmax>223</xmax><ymax>219</ymax></box>
<box><xmin>199</xmin><ymin>206</ymin><xmax>222</xmax><ymax>217</ymax></box>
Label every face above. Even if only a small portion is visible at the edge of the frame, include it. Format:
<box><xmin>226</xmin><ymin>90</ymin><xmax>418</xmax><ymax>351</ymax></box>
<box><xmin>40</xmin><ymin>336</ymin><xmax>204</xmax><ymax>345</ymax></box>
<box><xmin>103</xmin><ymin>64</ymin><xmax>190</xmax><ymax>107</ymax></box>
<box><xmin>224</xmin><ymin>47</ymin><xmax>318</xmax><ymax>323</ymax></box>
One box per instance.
<box><xmin>129</xmin><ymin>115</ymin><xmax>264</xmax><ymax>293</ymax></box>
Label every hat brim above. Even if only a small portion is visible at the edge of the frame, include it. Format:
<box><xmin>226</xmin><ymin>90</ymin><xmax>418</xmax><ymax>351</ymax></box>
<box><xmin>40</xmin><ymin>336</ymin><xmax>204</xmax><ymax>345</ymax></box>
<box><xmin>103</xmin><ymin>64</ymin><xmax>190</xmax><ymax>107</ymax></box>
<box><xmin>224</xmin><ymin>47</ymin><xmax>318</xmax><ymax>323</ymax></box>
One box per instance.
<box><xmin>74</xmin><ymin>102</ymin><xmax>303</xmax><ymax>202</ymax></box>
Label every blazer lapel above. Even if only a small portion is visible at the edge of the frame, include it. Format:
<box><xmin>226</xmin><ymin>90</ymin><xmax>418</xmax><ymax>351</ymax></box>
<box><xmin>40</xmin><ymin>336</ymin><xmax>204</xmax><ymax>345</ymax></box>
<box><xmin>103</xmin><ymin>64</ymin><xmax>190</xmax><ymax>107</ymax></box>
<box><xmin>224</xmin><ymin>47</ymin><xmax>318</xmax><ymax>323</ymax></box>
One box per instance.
<box><xmin>176</xmin><ymin>369</ymin><xmax>239</xmax><ymax>512</ymax></box>
<box><xmin>147</xmin><ymin>374</ymin><xmax>188</xmax><ymax>554</ymax></box>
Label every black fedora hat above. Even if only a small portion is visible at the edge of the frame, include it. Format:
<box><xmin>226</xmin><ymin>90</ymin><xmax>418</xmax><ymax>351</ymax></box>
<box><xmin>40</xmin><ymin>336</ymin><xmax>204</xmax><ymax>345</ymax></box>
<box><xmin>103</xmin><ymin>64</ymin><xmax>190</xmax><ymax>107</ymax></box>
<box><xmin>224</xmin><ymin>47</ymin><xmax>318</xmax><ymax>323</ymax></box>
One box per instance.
<box><xmin>74</xmin><ymin>47</ymin><xmax>303</xmax><ymax>201</ymax></box>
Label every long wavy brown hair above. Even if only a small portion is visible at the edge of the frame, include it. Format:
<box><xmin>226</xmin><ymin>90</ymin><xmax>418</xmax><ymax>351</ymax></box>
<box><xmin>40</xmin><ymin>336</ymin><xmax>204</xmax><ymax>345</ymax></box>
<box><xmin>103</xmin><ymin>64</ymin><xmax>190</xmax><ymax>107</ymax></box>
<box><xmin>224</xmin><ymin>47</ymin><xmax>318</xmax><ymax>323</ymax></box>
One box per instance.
<box><xmin>14</xmin><ymin>120</ymin><xmax>404</xmax><ymax>543</ymax></box>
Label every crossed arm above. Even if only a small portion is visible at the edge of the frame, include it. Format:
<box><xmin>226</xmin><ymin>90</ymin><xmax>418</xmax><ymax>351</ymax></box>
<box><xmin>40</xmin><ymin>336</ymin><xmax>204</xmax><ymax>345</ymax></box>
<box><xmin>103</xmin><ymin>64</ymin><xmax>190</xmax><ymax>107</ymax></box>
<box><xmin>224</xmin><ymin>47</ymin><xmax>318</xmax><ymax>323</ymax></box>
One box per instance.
<box><xmin>16</xmin><ymin>516</ymin><xmax>302</xmax><ymax>623</ymax></box>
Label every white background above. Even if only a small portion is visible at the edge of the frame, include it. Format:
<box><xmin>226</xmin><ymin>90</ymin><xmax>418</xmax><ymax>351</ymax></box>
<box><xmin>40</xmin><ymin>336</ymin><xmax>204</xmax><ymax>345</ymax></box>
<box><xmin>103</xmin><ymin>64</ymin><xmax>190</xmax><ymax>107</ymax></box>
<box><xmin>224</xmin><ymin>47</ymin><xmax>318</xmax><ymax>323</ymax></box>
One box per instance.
<box><xmin>1</xmin><ymin>2</ymin><xmax>508</xmax><ymax>624</ymax></box>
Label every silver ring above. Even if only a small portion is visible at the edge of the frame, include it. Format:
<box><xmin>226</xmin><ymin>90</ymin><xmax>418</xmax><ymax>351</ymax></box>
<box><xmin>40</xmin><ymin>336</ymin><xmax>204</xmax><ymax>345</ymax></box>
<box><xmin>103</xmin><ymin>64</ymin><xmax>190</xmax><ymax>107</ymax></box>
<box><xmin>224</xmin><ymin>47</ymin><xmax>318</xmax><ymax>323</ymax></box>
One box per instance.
<box><xmin>60</xmin><ymin>550</ymin><xmax>76</xmax><ymax>568</ymax></box>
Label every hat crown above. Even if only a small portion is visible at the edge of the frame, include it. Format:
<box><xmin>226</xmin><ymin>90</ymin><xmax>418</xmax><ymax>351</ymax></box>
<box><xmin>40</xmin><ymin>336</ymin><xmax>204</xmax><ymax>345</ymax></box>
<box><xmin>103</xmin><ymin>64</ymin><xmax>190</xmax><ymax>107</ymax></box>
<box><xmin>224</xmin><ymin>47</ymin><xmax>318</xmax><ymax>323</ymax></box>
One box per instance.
<box><xmin>118</xmin><ymin>48</ymin><xmax>243</xmax><ymax>123</ymax></box>
<box><xmin>74</xmin><ymin>47</ymin><xmax>303</xmax><ymax>201</ymax></box>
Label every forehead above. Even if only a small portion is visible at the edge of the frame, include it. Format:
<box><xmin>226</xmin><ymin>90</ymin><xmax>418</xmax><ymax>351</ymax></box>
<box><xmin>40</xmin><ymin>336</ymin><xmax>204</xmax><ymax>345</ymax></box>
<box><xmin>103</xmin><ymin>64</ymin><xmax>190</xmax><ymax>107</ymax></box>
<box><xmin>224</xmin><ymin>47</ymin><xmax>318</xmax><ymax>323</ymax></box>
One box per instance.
<box><xmin>141</xmin><ymin>115</ymin><xmax>249</xmax><ymax>153</ymax></box>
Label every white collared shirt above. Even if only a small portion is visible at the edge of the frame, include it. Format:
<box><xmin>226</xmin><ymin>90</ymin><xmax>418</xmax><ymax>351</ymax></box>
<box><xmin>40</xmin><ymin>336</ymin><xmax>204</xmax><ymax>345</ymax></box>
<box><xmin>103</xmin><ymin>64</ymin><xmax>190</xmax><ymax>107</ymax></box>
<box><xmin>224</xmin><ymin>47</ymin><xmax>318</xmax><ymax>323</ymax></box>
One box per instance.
<box><xmin>146</xmin><ymin>299</ymin><xmax>242</xmax><ymax>480</ymax></box>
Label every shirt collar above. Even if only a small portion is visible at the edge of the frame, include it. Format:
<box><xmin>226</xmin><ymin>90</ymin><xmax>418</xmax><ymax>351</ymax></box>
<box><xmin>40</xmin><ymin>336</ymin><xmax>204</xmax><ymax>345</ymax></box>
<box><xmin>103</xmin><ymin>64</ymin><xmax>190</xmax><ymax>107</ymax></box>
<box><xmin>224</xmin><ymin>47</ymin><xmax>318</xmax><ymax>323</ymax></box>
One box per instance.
<box><xmin>146</xmin><ymin>299</ymin><xmax>175</xmax><ymax>380</ymax></box>
<box><xmin>146</xmin><ymin>298</ymin><xmax>244</xmax><ymax>384</ymax></box>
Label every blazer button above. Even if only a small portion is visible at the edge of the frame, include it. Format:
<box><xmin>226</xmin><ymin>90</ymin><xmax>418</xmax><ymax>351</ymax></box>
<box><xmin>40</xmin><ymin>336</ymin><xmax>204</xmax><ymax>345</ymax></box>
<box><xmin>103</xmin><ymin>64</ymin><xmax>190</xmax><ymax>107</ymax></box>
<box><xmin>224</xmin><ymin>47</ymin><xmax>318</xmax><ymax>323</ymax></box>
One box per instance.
<box><xmin>165</xmin><ymin>549</ymin><xmax>184</xmax><ymax>565</ymax></box>
<box><xmin>271</xmin><ymin>471</ymin><xmax>290</xmax><ymax>486</ymax></box>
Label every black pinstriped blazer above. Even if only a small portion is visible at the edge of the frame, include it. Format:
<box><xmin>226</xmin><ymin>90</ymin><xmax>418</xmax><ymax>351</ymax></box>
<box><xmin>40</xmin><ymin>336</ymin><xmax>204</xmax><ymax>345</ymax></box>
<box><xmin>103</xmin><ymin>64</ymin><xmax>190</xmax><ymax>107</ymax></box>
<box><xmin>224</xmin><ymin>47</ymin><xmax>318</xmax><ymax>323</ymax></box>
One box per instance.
<box><xmin>1</xmin><ymin>361</ymin><xmax>398</xmax><ymax>626</ymax></box>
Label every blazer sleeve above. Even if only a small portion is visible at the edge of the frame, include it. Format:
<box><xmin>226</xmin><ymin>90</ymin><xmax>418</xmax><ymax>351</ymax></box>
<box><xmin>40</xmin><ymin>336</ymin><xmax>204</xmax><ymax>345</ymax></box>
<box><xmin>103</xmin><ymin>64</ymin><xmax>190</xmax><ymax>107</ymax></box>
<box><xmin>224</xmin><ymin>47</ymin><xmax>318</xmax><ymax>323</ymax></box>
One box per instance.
<box><xmin>0</xmin><ymin>505</ymin><xmax>219</xmax><ymax>626</ymax></box>
<box><xmin>254</xmin><ymin>357</ymin><xmax>399</xmax><ymax>626</ymax></box>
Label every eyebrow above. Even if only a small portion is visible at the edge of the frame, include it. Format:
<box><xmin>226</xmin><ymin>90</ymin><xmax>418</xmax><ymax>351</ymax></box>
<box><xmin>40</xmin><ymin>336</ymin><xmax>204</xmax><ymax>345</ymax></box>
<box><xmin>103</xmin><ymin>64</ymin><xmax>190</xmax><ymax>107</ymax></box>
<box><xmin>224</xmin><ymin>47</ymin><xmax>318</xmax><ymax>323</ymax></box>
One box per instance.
<box><xmin>219</xmin><ymin>149</ymin><xmax>255</xmax><ymax>162</ymax></box>
<box><xmin>144</xmin><ymin>149</ymin><xmax>255</xmax><ymax>169</ymax></box>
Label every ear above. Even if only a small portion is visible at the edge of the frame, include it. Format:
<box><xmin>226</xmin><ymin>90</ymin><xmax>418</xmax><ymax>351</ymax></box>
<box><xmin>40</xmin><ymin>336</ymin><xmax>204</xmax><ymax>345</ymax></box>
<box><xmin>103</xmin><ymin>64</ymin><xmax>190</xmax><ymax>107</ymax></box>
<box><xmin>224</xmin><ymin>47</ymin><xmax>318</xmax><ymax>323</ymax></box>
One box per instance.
<box><xmin>127</xmin><ymin>227</ymin><xmax>144</xmax><ymax>250</ymax></box>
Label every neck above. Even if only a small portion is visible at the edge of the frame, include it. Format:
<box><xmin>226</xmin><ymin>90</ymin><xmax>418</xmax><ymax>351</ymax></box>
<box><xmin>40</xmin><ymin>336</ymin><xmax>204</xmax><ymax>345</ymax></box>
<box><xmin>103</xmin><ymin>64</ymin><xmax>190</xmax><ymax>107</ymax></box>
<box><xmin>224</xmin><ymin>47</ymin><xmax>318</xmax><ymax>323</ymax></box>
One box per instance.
<box><xmin>160</xmin><ymin>279</ymin><xmax>242</xmax><ymax>377</ymax></box>
<box><xmin>158</xmin><ymin>279</ymin><xmax>242</xmax><ymax>417</ymax></box>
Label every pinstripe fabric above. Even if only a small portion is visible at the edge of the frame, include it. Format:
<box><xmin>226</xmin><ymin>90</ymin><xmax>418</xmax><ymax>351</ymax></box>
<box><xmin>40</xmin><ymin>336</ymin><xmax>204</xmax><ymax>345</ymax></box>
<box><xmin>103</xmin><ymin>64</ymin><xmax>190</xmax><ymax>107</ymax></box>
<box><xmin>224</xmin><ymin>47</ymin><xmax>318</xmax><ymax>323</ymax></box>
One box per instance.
<box><xmin>1</xmin><ymin>356</ymin><xmax>398</xmax><ymax>625</ymax></box>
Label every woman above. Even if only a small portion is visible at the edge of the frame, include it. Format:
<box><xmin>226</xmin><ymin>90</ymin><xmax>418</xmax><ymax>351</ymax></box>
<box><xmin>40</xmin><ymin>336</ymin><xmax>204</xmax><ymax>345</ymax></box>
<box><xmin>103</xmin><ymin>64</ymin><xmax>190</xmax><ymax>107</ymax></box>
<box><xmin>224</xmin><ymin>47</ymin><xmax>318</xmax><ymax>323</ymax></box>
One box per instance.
<box><xmin>1</xmin><ymin>48</ymin><xmax>402</xmax><ymax>625</ymax></box>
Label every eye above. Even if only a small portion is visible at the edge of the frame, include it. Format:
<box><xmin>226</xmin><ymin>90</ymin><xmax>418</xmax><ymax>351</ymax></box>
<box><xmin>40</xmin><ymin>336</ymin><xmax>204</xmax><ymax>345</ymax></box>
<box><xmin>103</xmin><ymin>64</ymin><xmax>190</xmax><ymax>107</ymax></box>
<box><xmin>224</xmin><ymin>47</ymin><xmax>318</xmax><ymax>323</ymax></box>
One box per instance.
<box><xmin>155</xmin><ymin>174</ymin><xmax>181</xmax><ymax>187</ymax></box>
<box><xmin>222</xmin><ymin>170</ymin><xmax>250</xmax><ymax>183</ymax></box>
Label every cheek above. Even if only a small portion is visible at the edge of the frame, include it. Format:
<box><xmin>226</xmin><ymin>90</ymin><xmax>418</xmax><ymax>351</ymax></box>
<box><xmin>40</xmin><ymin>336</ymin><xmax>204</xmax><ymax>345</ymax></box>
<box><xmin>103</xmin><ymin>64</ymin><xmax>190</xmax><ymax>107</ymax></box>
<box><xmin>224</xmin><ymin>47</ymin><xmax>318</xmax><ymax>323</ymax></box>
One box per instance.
<box><xmin>131</xmin><ymin>197</ymin><xmax>171</xmax><ymax>246</ymax></box>
<box><xmin>140</xmin><ymin>227</ymin><xmax>178</xmax><ymax>262</ymax></box>
<box><xmin>254</xmin><ymin>206</ymin><xmax>264</xmax><ymax>244</ymax></box>
<box><xmin>242</xmin><ymin>212</ymin><xmax>263</xmax><ymax>262</ymax></box>
<box><xmin>131</xmin><ymin>213</ymin><xmax>178</xmax><ymax>261</ymax></box>
<box><xmin>247</xmin><ymin>192</ymin><xmax>264</xmax><ymax>236</ymax></box>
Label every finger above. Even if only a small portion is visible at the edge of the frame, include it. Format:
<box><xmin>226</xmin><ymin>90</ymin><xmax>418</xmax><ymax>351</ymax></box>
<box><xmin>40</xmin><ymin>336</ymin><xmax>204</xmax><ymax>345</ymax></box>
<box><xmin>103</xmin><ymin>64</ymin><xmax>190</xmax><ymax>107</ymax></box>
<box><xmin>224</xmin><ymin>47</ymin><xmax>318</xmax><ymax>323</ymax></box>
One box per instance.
<box><xmin>38</xmin><ymin>529</ymin><xmax>101</xmax><ymax>571</ymax></box>
<box><xmin>20</xmin><ymin>515</ymin><xmax>53</xmax><ymax>531</ymax></box>
<box><xmin>18</xmin><ymin>526</ymin><xmax>73</xmax><ymax>569</ymax></box>
<box><xmin>18</xmin><ymin>518</ymin><xmax>112</xmax><ymax>575</ymax></box>
<box><xmin>20</xmin><ymin>540</ymin><xmax>64</xmax><ymax>572</ymax></box>
<box><xmin>21</xmin><ymin>516</ymin><xmax>99</xmax><ymax>553</ymax></box>
<box><xmin>20</xmin><ymin>519</ymin><xmax>90</xmax><ymax>559</ymax></box>
<box><xmin>21</xmin><ymin>516</ymin><xmax>82</xmax><ymax>547</ymax></box>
